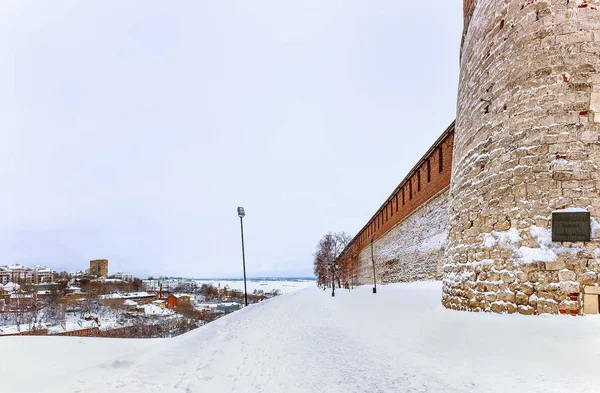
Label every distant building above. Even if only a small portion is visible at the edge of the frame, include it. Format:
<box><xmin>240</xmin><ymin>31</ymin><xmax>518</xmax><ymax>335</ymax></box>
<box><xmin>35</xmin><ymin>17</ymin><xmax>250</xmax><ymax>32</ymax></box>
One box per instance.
<box><xmin>4</xmin><ymin>265</ymin><xmax>32</xmax><ymax>285</ymax></box>
<box><xmin>89</xmin><ymin>259</ymin><xmax>108</xmax><ymax>277</ymax></box>
<box><xmin>32</xmin><ymin>265</ymin><xmax>55</xmax><ymax>284</ymax></box>
<box><xmin>142</xmin><ymin>280</ymin><xmax>160</xmax><ymax>292</ymax></box>
<box><xmin>0</xmin><ymin>265</ymin><xmax>55</xmax><ymax>285</ymax></box>
<box><xmin>167</xmin><ymin>294</ymin><xmax>191</xmax><ymax>309</ymax></box>
<box><xmin>0</xmin><ymin>268</ymin><xmax>9</xmax><ymax>285</ymax></box>
<box><xmin>142</xmin><ymin>279</ymin><xmax>195</xmax><ymax>293</ymax></box>
<box><xmin>112</xmin><ymin>272</ymin><xmax>135</xmax><ymax>282</ymax></box>
<box><xmin>9</xmin><ymin>293</ymin><xmax>36</xmax><ymax>311</ymax></box>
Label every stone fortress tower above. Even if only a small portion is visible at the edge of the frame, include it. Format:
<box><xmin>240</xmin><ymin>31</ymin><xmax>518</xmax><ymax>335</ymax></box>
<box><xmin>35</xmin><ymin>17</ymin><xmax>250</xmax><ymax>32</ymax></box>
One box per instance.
<box><xmin>443</xmin><ymin>0</ymin><xmax>600</xmax><ymax>315</ymax></box>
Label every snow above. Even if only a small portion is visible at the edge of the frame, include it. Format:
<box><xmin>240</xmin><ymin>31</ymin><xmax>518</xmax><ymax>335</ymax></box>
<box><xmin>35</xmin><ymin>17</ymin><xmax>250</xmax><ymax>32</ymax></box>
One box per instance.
<box><xmin>3</xmin><ymin>282</ymin><xmax>600</xmax><ymax>392</ymax></box>
<box><xmin>483</xmin><ymin>233</ymin><xmax>496</xmax><ymax>248</ymax></box>
<box><xmin>195</xmin><ymin>279</ymin><xmax>315</xmax><ymax>294</ymax></box>
<box><xmin>517</xmin><ymin>246</ymin><xmax>558</xmax><ymax>264</ymax></box>
<box><xmin>481</xmin><ymin>226</ymin><xmax>583</xmax><ymax>264</ymax></box>
<box><xmin>3</xmin><ymin>282</ymin><xmax>20</xmax><ymax>292</ymax></box>
<box><xmin>420</xmin><ymin>231</ymin><xmax>446</xmax><ymax>250</ymax></box>
<box><xmin>495</xmin><ymin>227</ymin><xmax>522</xmax><ymax>247</ymax></box>
<box><xmin>170</xmin><ymin>293</ymin><xmax>191</xmax><ymax>299</ymax></box>
<box><xmin>100</xmin><ymin>292</ymin><xmax>153</xmax><ymax>300</ymax></box>
<box><xmin>138</xmin><ymin>304</ymin><xmax>171</xmax><ymax>315</ymax></box>
<box><xmin>0</xmin><ymin>336</ymin><xmax>159</xmax><ymax>385</ymax></box>
<box><xmin>592</xmin><ymin>218</ymin><xmax>600</xmax><ymax>238</ymax></box>
<box><xmin>195</xmin><ymin>303</ymin><xmax>218</xmax><ymax>310</ymax></box>
<box><xmin>552</xmin><ymin>207</ymin><xmax>588</xmax><ymax>213</ymax></box>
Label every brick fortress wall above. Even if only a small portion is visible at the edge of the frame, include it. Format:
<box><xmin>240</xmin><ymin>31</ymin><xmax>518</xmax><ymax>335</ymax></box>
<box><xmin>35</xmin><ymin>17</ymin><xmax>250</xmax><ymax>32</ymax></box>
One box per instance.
<box><xmin>356</xmin><ymin>188</ymin><xmax>449</xmax><ymax>284</ymax></box>
<box><xmin>443</xmin><ymin>0</ymin><xmax>600</xmax><ymax>315</ymax></box>
<box><xmin>339</xmin><ymin>123</ymin><xmax>454</xmax><ymax>285</ymax></box>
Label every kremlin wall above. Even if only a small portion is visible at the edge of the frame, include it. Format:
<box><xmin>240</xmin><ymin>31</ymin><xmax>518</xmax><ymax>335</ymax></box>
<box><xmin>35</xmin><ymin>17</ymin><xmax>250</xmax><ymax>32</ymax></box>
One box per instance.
<box><xmin>338</xmin><ymin>0</ymin><xmax>600</xmax><ymax>316</ymax></box>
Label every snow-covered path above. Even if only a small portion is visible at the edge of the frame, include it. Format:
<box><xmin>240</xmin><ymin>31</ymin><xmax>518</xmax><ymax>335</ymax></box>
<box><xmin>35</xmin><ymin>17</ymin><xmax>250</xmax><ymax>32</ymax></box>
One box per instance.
<box><xmin>5</xmin><ymin>282</ymin><xmax>600</xmax><ymax>392</ymax></box>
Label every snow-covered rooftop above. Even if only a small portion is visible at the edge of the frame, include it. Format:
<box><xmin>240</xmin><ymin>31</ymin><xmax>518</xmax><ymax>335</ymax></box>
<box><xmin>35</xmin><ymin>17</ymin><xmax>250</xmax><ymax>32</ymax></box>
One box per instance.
<box><xmin>137</xmin><ymin>304</ymin><xmax>173</xmax><ymax>316</ymax></box>
<box><xmin>170</xmin><ymin>293</ymin><xmax>191</xmax><ymax>299</ymax></box>
<box><xmin>100</xmin><ymin>292</ymin><xmax>153</xmax><ymax>300</ymax></box>
<box><xmin>3</xmin><ymin>282</ymin><xmax>20</xmax><ymax>292</ymax></box>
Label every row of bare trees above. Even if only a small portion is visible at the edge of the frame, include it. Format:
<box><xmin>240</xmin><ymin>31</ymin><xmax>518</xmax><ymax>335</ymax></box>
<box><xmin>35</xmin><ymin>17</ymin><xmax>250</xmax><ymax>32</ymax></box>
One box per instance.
<box><xmin>313</xmin><ymin>232</ymin><xmax>352</xmax><ymax>293</ymax></box>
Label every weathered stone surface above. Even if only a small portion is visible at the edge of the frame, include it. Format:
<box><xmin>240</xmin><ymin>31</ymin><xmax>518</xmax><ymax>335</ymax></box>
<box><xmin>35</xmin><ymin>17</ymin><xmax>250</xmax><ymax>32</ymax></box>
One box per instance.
<box><xmin>518</xmin><ymin>305</ymin><xmax>535</xmax><ymax>315</ymax></box>
<box><xmin>515</xmin><ymin>292</ymin><xmax>529</xmax><ymax>305</ymax></box>
<box><xmin>579</xmin><ymin>271</ymin><xmax>598</xmax><ymax>285</ymax></box>
<box><xmin>357</xmin><ymin>190</ymin><xmax>449</xmax><ymax>285</ymax></box>
<box><xmin>558</xmin><ymin>269</ymin><xmax>577</xmax><ymax>282</ymax></box>
<box><xmin>537</xmin><ymin>300</ymin><xmax>559</xmax><ymax>315</ymax></box>
<box><xmin>545</xmin><ymin>259</ymin><xmax>566</xmax><ymax>271</ymax></box>
<box><xmin>583</xmin><ymin>294</ymin><xmax>599</xmax><ymax>315</ymax></box>
<box><xmin>559</xmin><ymin>300</ymin><xmax>579</xmax><ymax>311</ymax></box>
<box><xmin>491</xmin><ymin>302</ymin><xmax>507</xmax><ymax>314</ymax></box>
<box><xmin>558</xmin><ymin>281</ymin><xmax>581</xmax><ymax>295</ymax></box>
<box><xmin>442</xmin><ymin>0</ymin><xmax>600</xmax><ymax>316</ymax></box>
<box><xmin>584</xmin><ymin>285</ymin><xmax>600</xmax><ymax>295</ymax></box>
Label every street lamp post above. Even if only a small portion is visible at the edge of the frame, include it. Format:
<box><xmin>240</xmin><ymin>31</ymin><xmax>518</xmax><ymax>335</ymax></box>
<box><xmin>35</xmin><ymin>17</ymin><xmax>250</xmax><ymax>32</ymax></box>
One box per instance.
<box><xmin>237</xmin><ymin>206</ymin><xmax>248</xmax><ymax>307</ymax></box>
<box><xmin>331</xmin><ymin>262</ymin><xmax>336</xmax><ymax>297</ymax></box>
<box><xmin>371</xmin><ymin>239</ymin><xmax>377</xmax><ymax>294</ymax></box>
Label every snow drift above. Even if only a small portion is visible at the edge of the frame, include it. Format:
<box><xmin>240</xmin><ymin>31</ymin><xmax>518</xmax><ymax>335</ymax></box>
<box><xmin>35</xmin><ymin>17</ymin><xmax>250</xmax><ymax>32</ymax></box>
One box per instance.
<box><xmin>3</xmin><ymin>282</ymin><xmax>600</xmax><ymax>392</ymax></box>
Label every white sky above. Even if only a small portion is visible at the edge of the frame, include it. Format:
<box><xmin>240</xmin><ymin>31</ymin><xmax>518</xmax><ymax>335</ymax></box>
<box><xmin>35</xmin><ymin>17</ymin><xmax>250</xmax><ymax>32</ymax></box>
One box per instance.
<box><xmin>0</xmin><ymin>1</ymin><xmax>462</xmax><ymax>278</ymax></box>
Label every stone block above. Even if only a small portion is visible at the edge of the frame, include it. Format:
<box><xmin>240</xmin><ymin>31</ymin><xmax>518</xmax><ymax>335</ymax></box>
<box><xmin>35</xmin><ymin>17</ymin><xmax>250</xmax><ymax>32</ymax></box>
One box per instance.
<box><xmin>491</xmin><ymin>302</ymin><xmax>507</xmax><ymax>313</ymax></box>
<box><xmin>579</xmin><ymin>271</ymin><xmax>598</xmax><ymax>285</ymax></box>
<box><xmin>558</xmin><ymin>281</ymin><xmax>581</xmax><ymax>295</ymax></box>
<box><xmin>590</xmin><ymin>92</ymin><xmax>600</xmax><ymax>114</ymax></box>
<box><xmin>545</xmin><ymin>258</ymin><xmax>566</xmax><ymax>271</ymax></box>
<box><xmin>558</xmin><ymin>269</ymin><xmax>576</xmax><ymax>281</ymax></box>
<box><xmin>584</xmin><ymin>285</ymin><xmax>600</xmax><ymax>294</ymax></box>
<box><xmin>583</xmin><ymin>294</ymin><xmax>599</xmax><ymax>314</ymax></box>
<box><xmin>515</xmin><ymin>292</ymin><xmax>529</xmax><ymax>305</ymax></box>
<box><xmin>506</xmin><ymin>303</ymin><xmax>517</xmax><ymax>314</ymax></box>
<box><xmin>484</xmin><ymin>292</ymin><xmax>497</xmax><ymax>302</ymax></box>
<box><xmin>501</xmin><ymin>271</ymin><xmax>516</xmax><ymax>284</ymax></box>
<box><xmin>518</xmin><ymin>282</ymin><xmax>535</xmax><ymax>295</ymax></box>
<box><xmin>537</xmin><ymin>300</ymin><xmax>559</xmax><ymax>315</ymax></box>
<box><xmin>497</xmin><ymin>290</ymin><xmax>515</xmax><ymax>303</ymax></box>
<box><xmin>559</xmin><ymin>300</ymin><xmax>579</xmax><ymax>311</ymax></box>
<box><xmin>565</xmin><ymin>259</ymin><xmax>588</xmax><ymax>273</ymax></box>
<box><xmin>518</xmin><ymin>305</ymin><xmax>535</xmax><ymax>315</ymax></box>
<box><xmin>581</xmin><ymin>131</ymin><xmax>599</xmax><ymax>143</ymax></box>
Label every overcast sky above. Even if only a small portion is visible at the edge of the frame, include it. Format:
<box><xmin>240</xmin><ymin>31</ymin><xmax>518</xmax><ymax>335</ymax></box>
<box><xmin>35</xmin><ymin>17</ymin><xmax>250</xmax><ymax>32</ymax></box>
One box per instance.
<box><xmin>0</xmin><ymin>1</ymin><xmax>462</xmax><ymax>278</ymax></box>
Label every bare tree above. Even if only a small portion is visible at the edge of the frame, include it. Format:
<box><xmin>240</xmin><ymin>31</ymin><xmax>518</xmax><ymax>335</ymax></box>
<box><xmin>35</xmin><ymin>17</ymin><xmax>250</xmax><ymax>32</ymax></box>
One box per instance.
<box><xmin>199</xmin><ymin>284</ymin><xmax>219</xmax><ymax>300</ymax></box>
<box><xmin>313</xmin><ymin>232</ymin><xmax>352</xmax><ymax>295</ymax></box>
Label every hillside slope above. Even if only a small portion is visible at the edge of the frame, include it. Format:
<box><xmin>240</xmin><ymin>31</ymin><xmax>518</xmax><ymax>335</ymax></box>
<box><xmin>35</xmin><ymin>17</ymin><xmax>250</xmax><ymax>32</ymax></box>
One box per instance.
<box><xmin>4</xmin><ymin>282</ymin><xmax>600</xmax><ymax>393</ymax></box>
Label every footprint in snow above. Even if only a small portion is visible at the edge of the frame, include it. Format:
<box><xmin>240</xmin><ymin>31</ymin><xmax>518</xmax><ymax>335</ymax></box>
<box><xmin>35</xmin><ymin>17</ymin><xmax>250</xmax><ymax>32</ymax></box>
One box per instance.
<box><xmin>111</xmin><ymin>360</ymin><xmax>132</xmax><ymax>369</ymax></box>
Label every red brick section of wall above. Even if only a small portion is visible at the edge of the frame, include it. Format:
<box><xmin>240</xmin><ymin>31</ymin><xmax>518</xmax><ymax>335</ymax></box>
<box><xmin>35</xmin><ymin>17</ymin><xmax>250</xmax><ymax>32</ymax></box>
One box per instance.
<box><xmin>338</xmin><ymin>122</ymin><xmax>454</xmax><ymax>270</ymax></box>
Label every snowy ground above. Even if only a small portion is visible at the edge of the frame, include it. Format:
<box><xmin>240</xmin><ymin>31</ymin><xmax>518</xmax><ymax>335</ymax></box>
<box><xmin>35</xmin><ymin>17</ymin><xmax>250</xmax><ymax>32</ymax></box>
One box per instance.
<box><xmin>4</xmin><ymin>281</ymin><xmax>600</xmax><ymax>392</ymax></box>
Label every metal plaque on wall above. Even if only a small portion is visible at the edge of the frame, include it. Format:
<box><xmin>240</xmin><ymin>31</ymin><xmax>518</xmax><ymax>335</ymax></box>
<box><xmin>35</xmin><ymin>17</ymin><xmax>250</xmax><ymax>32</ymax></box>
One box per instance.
<box><xmin>552</xmin><ymin>211</ymin><xmax>591</xmax><ymax>242</ymax></box>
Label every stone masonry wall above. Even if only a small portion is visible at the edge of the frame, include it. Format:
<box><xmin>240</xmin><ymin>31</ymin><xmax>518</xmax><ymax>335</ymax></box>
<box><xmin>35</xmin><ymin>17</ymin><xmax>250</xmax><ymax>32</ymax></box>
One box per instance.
<box><xmin>444</xmin><ymin>0</ymin><xmax>600</xmax><ymax>315</ymax></box>
<box><xmin>357</xmin><ymin>188</ymin><xmax>449</xmax><ymax>285</ymax></box>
